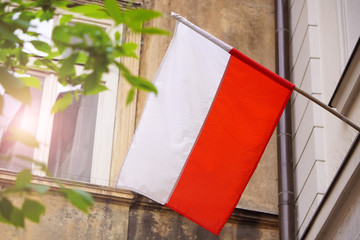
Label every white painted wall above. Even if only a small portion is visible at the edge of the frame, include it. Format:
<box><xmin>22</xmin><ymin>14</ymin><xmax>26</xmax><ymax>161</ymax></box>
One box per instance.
<box><xmin>290</xmin><ymin>0</ymin><xmax>360</xmax><ymax>238</ymax></box>
<box><xmin>290</xmin><ymin>0</ymin><xmax>325</xmax><ymax>236</ymax></box>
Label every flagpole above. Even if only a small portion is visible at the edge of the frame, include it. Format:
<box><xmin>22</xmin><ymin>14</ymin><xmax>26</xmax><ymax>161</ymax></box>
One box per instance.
<box><xmin>293</xmin><ymin>86</ymin><xmax>360</xmax><ymax>132</ymax></box>
<box><xmin>170</xmin><ymin>12</ymin><xmax>360</xmax><ymax>133</ymax></box>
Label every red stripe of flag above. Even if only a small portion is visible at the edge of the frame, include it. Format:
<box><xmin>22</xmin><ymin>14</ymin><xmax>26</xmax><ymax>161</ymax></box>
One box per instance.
<box><xmin>166</xmin><ymin>48</ymin><xmax>294</xmax><ymax>235</ymax></box>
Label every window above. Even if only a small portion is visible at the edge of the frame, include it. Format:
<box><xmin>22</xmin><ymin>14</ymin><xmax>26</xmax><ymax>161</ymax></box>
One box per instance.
<box><xmin>337</xmin><ymin>0</ymin><xmax>360</xmax><ymax>66</ymax></box>
<box><xmin>0</xmin><ymin>10</ymin><xmax>136</xmax><ymax>187</ymax></box>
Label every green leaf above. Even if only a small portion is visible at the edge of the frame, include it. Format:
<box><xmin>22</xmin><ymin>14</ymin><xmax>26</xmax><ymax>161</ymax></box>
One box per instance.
<box><xmin>70</xmin><ymin>4</ymin><xmax>109</xmax><ymax>19</ymax></box>
<box><xmin>0</xmin><ymin>198</ymin><xmax>24</xmax><ymax>227</ymax></box>
<box><xmin>11</xmin><ymin>0</ymin><xmax>22</xmax><ymax>4</ymax></box>
<box><xmin>74</xmin><ymin>189</ymin><xmax>93</xmax><ymax>206</ymax></box>
<box><xmin>26</xmin><ymin>184</ymin><xmax>50</xmax><ymax>195</ymax></box>
<box><xmin>75</xmin><ymin>52</ymin><xmax>88</xmax><ymax>65</ymax></box>
<box><xmin>118</xmin><ymin>69</ymin><xmax>157</xmax><ymax>94</ymax></box>
<box><xmin>126</xmin><ymin>9</ymin><xmax>162</xmax><ymax>22</ymax></box>
<box><xmin>18</xmin><ymin>51</ymin><xmax>29</xmax><ymax>66</ymax></box>
<box><xmin>53</xmin><ymin>0</ymin><xmax>71</xmax><ymax>9</ymax></box>
<box><xmin>127</xmin><ymin>75</ymin><xmax>157</xmax><ymax>94</ymax></box>
<box><xmin>0</xmin><ymin>68</ymin><xmax>31</xmax><ymax>105</ymax></box>
<box><xmin>39</xmin><ymin>9</ymin><xmax>54</xmax><ymax>21</ymax></box>
<box><xmin>121</xmin><ymin>9</ymin><xmax>163</xmax><ymax>32</ymax></box>
<box><xmin>115</xmin><ymin>62</ymin><xmax>157</xmax><ymax>93</ymax></box>
<box><xmin>121</xmin><ymin>42</ymin><xmax>138</xmax><ymax>51</ymax></box>
<box><xmin>34</xmin><ymin>9</ymin><xmax>44</xmax><ymax>19</ymax></box>
<box><xmin>114</xmin><ymin>31</ymin><xmax>121</xmax><ymax>42</ymax></box>
<box><xmin>82</xmin><ymin>11</ymin><xmax>109</xmax><ymax>19</ymax></box>
<box><xmin>0</xmin><ymin>197</ymin><xmax>13</xmax><ymax>221</ymax></box>
<box><xmin>0</xmin><ymin>49</ymin><xmax>11</xmax><ymax>63</ymax></box>
<box><xmin>51</xmin><ymin>92</ymin><xmax>73</xmax><ymax>113</ymax></box>
<box><xmin>59</xmin><ymin>14</ymin><xmax>73</xmax><ymax>25</ymax></box>
<box><xmin>47</xmin><ymin>50</ymin><xmax>62</xmax><ymax>59</ymax></box>
<box><xmin>104</xmin><ymin>0</ymin><xmax>123</xmax><ymax>24</ymax></box>
<box><xmin>115</xmin><ymin>43</ymin><xmax>138</xmax><ymax>58</ymax></box>
<box><xmin>0</xmin><ymin>2</ymin><xmax>10</xmax><ymax>12</ymax></box>
<box><xmin>31</xmin><ymin>40</ymin><xmax>51</xmax><ymax>53</ymax></box>
<box><xmin>83</xmin><ymin>73</ymin><xmax>108</xmax><ymax>95</ymax></box>
<box><xmin>14</xmin><ymin>16</ymin><xmax>31</xmax><ymax>31</ymax></box>
<box><xmin>59</xmin><ymin>53</ymin><xmax>78</xmax><ymax>78</ymax></box>
<box><xmin>84</xmin><ymin>82</ymin><xmax>108</xmax><ymax>95</ymax></box>
<box><xmin>63</xmin><ymin>189</ymin><xmax>93</xmax><ymax>213</ymax></box>
<box><xmin>0</xmin><ymin>212</ymin><xmax>9</xmax><ymax>224</ymax></box>
<box><xmin>34</xmin><ymin>58</ymin><xmax>59</xmax><ymax>72</ymax></box>
<box><xmin>15</xmin><ymin>169</ymin><xmax>32</xmax><ymax>189</ymax></box>
<box><xmin>15</xmin><ymin>69</ymin><xmax>25</xmax><ymax>75</ymax></box>
<box><xmin>6</xmin><ymin>127</ymin><xmax>40</xmax><ymax>148</ymax></box>
<box><xmin>52</xmin><ymin>26</ymin><xmax>72</xmax><ymax>53</ymax></box>
<box><xmin>19</xmin><ymin>76</ymin><xmax>41</xmax><ymax>89</ymax></box>
<box><xmin>0</xmin><ymin>24</ymin><xmax>20</xmax><ymax>42</ymax></box>
<box><xmin>140</xmin><ymin>27</ymin><xmax>171</xmax><ymax>35</ymax></box>
<box><xmin>9</xmin><ymin>207</ymin><xmax>24</xmax><ymax>228</ymax></box>
<box><xmin>22</xmin><ymin>199</ymin><xmax>45</xmax><ymax>223</ymax></box>
<box><xmin>126</xmin><ymin>88</ymin><xmax>135</xmax><ymax>104</ymax></box>
<box><xmin>114</xmin><ymin>61</ymin><xmax>130</xmax><ymax>75</ymax></box>
<box><xmin>70</xmin><ymin>4</ymin><xmax>103</xmax><ymax>13</ymax></box>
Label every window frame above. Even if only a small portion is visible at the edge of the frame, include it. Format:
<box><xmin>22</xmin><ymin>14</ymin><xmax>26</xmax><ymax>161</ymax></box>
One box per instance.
<box><xmin>336</xmin><ymin>0</ymin><xmax>360</xmax><ymax>69</ymax></box>
<box><xmin>329</xmin><ymin>38</ymin><xmax>360</xmax><ymax>114</ymax></box>
<box><xmin>0</xmin><ymin>6</ymin><xmax>140</xmax><ymax>187</ymax></box>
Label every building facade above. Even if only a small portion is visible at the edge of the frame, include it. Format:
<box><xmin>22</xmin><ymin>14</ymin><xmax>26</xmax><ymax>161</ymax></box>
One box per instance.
<box><xmin>0</xmin><ymin>0</ymin><xmax>281</xmax><ymax>239</ymax></box>
<box><xmin>289</xmin><ymin>0</ymin><xmax>360</xmax><ymax>239</ymax></box>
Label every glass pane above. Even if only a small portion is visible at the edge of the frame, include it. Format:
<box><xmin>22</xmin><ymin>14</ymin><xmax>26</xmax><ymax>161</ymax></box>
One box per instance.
<box><xmin>0</xmin><ymin>80</ymin><xmax>43</xmax><ymax>171</ymax></box>
<box><xmin>48</xmin><ymin>90</ymin><xmax>98</xmax><ymax>183</ymax></box>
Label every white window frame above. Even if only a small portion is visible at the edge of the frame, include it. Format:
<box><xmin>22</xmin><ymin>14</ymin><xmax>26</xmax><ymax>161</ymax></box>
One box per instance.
<box><xmin>29</xmin><ymin>66</ymin><xmax>120</xmax><ymax>186</ymax></box>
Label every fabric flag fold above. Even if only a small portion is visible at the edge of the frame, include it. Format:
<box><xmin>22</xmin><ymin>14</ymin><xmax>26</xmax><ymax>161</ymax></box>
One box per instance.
<box><xmin>117</xmin><ymin>15</ymin><xmax>294</xmax><ymax>235</ymax></box>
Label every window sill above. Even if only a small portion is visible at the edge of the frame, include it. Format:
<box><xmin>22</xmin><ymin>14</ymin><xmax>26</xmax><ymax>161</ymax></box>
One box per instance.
<box><xmin>0</xmin><ymin>169</ymin><xmax>134</xmax><ymax>205</ymax></box>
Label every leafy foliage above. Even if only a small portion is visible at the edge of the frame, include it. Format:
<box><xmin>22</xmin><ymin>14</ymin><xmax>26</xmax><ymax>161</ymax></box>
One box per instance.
<box><xmin>0</xmin><ymin>0</ymin><xmax>168</xmax><ymax>228</ymax></box>
<box><xmin>0</xmin><ymin>169</ymin><xmax>48</xmax><ymax>227</ymax></box>
<box><xmin>51</xmin><ymin>92</ymin><xmax>73</xmax><ymax>113</ymax></box>
<box><xmin>0</xmin><ymin>0</ymin><xmax>168</xmax><ymax>113</ymax></box>
<box><xmin>62</xmin><ymin>189</ymin><xmax>94</xmax><ymax>214</ymax></box>
<box><xmin>22</xmin><ymin>199</ymin><xmax>46</xmax><ymax>223</ymax></box>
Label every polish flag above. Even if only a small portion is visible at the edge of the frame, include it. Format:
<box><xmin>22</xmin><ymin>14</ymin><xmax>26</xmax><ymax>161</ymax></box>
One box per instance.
<box><xmin>117</xmin><ymin>14</ymin><xmax>294</xmax><ymax>235</ymax></box>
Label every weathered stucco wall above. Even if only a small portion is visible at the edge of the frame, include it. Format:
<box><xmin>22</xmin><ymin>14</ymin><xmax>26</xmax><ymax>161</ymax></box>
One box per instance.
<box><xmin>0</xmin><ymin>193</ymin><xmax>130</xmax><ymax>240</ymax></box>
<box><xmin>138</xmin><ymin>0</ymin><xmax>279</xmax><ymax>214</ymax></box>
<box><xmin>0</xmin><ymin>174</ymin><xmax>278</xmax><ymax>239</ymax></box>
<box><xmin>127</xmin><ymin>196</ymin><xmax>278</xmax><ymax>240</ymax></box>
<box><xmin>0</xmin><ymin>0</ymin><xmax>280</xmax><ymax>239</ymax></box>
